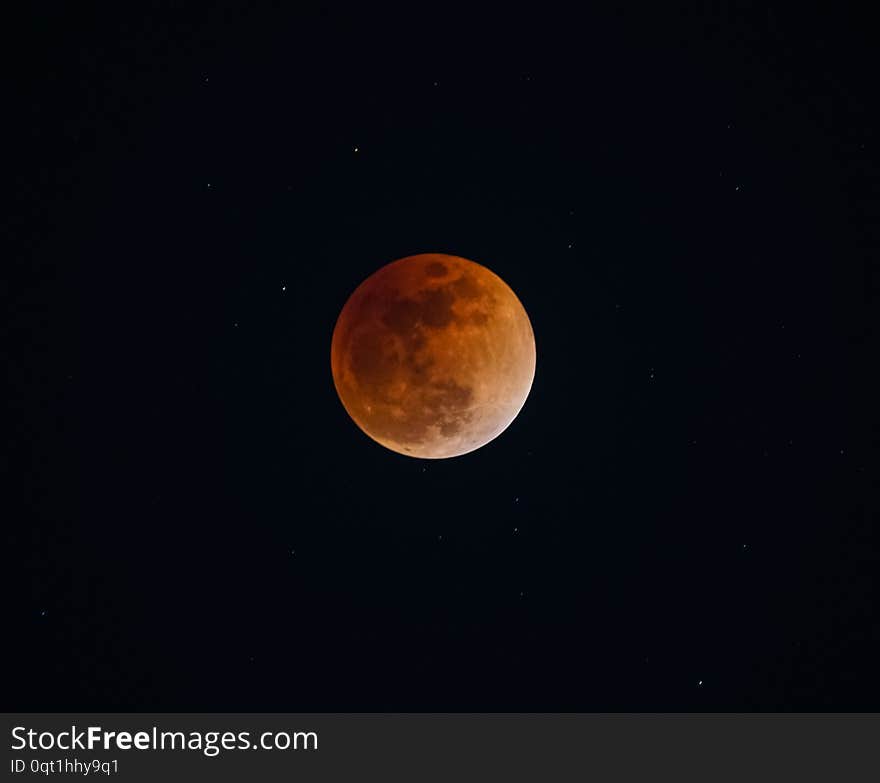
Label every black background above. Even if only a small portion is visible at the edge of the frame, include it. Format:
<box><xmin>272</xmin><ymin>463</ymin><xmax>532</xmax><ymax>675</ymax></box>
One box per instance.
<box><xmin>7</xmin><ymin>3</ymin><xmax>877</xmax><ymax>710</ymax></box>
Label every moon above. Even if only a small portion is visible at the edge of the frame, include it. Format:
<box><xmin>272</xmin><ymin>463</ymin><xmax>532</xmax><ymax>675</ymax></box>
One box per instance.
<box><xmin>331</xmin><ymin>253</ymin><xmax>536</xmax><ymax>458</ymax></box>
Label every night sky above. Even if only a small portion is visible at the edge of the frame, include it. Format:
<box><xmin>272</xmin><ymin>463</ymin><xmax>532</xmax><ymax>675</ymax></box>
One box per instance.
<box><xmin>8</xmin><ymin>4</ymin><xmax>877</xmax><ymax>710</ymax></box>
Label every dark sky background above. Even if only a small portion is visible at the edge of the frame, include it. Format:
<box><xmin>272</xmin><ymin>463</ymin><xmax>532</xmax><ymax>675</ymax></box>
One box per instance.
<box><xmin>7</xmin><ymin>3</ymin><xmax>877</xmax><ymax>710</ymax></box>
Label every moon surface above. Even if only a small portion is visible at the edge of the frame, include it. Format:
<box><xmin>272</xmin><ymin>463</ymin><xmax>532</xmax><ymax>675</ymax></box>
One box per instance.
<box><xmin>331</xmin><ymin>253</ymin><xmax>536</xmax><ymax>458</ymax></box>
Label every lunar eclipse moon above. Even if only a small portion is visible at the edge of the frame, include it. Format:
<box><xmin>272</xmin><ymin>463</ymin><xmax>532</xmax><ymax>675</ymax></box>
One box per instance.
<box><xmin>331</xmin><ymin>253</ymin><xmax>536</xmax><ymax>458</ymax></box>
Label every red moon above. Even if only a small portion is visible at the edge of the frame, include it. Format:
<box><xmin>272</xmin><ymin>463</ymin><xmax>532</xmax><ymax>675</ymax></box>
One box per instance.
<box><xmin>331</xmin><ymin>253</ymin><xmax>536</xmax><ymax>458</ymax></box>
